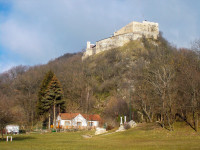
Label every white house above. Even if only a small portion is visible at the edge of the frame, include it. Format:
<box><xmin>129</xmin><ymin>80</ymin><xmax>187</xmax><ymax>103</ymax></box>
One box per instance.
<box><xmin>6</xmin><ymin>125</ymin><xmax>19</xmax><ymax>134</ymax></box>
<box><xmin>56</xmin><ymin>113</ymin><xmax>102</xmax><ymax>129</ymax></box>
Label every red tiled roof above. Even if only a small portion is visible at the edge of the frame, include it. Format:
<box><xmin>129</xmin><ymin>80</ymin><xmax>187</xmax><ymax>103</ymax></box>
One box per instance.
<box><xmin>59</xmin><ymin>113</ymin><xmax>79</xmax><ymax>120</ymax></box>
<box><xmin>82</xmin><ymin>114</ymin><xmax>102</xmax><ymax>121</ymax></box>
<box><xmin>59</xmin><ymin>113</ymin><xmax>102</xmax><ymax>121</ymax></box>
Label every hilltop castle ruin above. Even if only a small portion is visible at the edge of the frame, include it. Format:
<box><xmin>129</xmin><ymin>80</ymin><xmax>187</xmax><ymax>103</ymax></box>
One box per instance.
<box><xmin>82</xmin><ymin>21</ymin><xmax>159</xmax><ymax>60</ymax></box>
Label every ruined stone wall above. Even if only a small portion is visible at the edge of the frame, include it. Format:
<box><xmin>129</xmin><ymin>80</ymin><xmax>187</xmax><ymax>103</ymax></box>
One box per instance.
<box><xmin>113</xmin><ymin>22</ymin><xmax>134</xmax><ymax>36</ymax></box>
<box><xmin>95</xmin><ymin>33</ymin><xmax>142</xmax><ymax>54</ymax></box>
<box><xmin>114</xmin><ymin>21</ymin><xmax>159</xmax><ymax>39</ymax></box>
<box><xmin>83</xmin><ymin>47</ymin><xmax>95</xmax><ymax>58</ymax></box>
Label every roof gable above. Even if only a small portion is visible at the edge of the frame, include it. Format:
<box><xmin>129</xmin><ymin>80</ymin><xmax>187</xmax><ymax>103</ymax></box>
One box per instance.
<box><xmin>72</xmin><ymin>114</ymin><xmax>86</xmax><ymax>121</ymax></box>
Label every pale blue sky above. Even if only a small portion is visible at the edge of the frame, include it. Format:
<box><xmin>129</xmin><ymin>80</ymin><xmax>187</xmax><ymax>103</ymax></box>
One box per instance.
<box><xmin>0</xmin><ymin>0</ymin><xmax>200</xmax><ymax>72</ymax></box>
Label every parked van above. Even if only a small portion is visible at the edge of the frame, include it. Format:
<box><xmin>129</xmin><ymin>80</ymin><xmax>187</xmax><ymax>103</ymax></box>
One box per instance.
<box><xmin>6</xmin><ymin>125</ymin><xmax>19</xmax><ymax>134</ymax></box>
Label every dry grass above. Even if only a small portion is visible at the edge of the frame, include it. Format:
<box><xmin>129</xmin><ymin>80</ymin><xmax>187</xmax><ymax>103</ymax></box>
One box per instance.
<box><xmin>0</xmin><ymin>122</ymin><xmax>200</xmax><ymax>150</ymax></box>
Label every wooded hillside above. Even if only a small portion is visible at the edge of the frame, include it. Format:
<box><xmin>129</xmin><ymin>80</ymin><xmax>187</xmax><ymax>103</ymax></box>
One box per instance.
<box><xmin>0</xmin><ymin>36</ymin><xmax>200</xmax><ymax>131</ymax></box>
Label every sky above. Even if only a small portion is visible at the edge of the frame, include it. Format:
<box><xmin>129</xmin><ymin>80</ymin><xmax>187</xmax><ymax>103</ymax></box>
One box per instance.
<box><xmin>0</xmin><ymin>0</ymin><xmax>200</xmax><ymax>73</ymax></box>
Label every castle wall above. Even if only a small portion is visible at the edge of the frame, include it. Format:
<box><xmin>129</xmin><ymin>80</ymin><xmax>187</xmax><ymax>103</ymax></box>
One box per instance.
<box><xmin>95</xmin><ymin>33</ymin><xmax>142</xmax><ymax>54</ymax></box>
<box><xmin>82</xmin><ymin>47</ymin><xmax>95</xmax><ymax>59</ymax></box>
<box><xmin>114</xmin><ymin>21</ymin><xmax>159</xmax><ymax>39</ymax></box>
<box><xmin>114</xmin><ymin>22</ymin><xmax>134</xmax><ymax>36</ymax></box>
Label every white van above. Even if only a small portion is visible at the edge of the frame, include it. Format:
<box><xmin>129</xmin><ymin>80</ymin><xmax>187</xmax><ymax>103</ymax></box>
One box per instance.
<box><xmin>6</xmin><ymin>125</ymin><xmax>19</xmax><ymax>134</ymax></box>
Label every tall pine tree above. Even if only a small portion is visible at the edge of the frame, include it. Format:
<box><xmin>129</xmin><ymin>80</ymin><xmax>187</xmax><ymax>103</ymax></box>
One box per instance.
<box><xmin>42</xmin><ymin>75</ymin><xmax>65</xmax><ymax>129</ymax></box>
<box><xmin>37</xmin><ymin>70</ymin><xmax>54</xmax><ymax>115</ymax></box>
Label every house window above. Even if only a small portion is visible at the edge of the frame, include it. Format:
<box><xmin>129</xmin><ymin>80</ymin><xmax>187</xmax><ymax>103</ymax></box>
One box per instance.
<box><xmin>64</xmin><ymin>121</ymin><xmax>70</xmax><ymax>126</ymax></box>
<box><xmin>77</xmin><ymin>122</ymin><xmax>82</xmax><ymax>127</ymax></box>
<box><xmin>88</xmin><ymin>122</ymin><xmax>93</xmax><ymax>126</ymax></box>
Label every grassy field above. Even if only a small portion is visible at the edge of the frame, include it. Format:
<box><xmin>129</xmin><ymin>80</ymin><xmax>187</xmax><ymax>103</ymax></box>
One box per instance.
<box><xmin>0</xmin><ymin>123</ymin><xmax>200</xmax><ymax>150</ymax></box>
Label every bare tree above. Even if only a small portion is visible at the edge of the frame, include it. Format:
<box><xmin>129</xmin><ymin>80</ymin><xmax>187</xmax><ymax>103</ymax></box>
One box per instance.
<box><xmin>175</xmin><ymin>49</ymin><xmax>200</xmax><ymax>131</ymax></box>
<box><xmin>0</xmin><ymin>97</ymin><xmax>14</xmax><ymax>140</ymax></box>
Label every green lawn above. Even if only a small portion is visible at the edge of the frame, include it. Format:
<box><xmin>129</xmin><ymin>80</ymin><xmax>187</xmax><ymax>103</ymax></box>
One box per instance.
<box><xmin>0</xmin><ymin>123</ymin><xmax>200</xmax><ymax>150</ymax></box>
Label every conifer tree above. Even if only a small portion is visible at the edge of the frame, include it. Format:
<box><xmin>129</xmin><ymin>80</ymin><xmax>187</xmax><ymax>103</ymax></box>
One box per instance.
<box><xmin>42</xmin><ymin>75</ymin><xmax>65</xmax><ymax>129</ymax></box>
<box><xmin>37</xmin><ymin>70</ymin><xmax>54</xmax><ymax>115</ymax></box>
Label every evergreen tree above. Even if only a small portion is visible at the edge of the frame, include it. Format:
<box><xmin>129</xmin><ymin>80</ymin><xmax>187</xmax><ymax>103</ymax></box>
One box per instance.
<box><xmin>42</xmin><ymin>75</ymin><xmax>65</xmax><ymax>129</ymax></box>
<box><xmin>37</xmin><ymin>70</ymin><xmax>54</xmax><ymax>115</ymax></box>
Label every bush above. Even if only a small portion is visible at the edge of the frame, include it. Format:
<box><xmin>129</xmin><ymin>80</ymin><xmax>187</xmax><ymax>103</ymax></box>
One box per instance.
<box><xmin>106</xmin><ymin>125</ymin><xmax>114</xmax><ymax>130</ymax></box>
<box><xmin>124</xmin><ymin>123</ymin><xmax>130</xmax><ymax>130</ymax></box>
<box><xmin>19</xmin><ymin>130</ymin><xmax>26</xmax><ymax>134</ymax></box>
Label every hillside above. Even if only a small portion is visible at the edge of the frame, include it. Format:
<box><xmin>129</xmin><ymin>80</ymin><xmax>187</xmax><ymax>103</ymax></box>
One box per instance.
<box><xmin>0</xmin><ymin>35</ymin><xmax>200</xmax><ymax>131</ymax></box>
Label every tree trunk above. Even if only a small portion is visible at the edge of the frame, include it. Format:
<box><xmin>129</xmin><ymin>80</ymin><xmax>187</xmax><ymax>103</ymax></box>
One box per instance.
<box><xmin>141</xmin><ymin>113</ymin><xmax>143</xmax><ymax>122</ymax></box>
<box><xmin>53</xmin><ymin>102</ymin><xmax>56</xmax><ymax>130</ymax></box>
<box><xmin>1</xmin><ymin>129</ymin><xmax>3</xmax><ymax>140</ymax></box>
<box><xmin>151</xmin><ymin>113</ymin><xmax>154</xmax><ymax>122</ymax></box>
<box><xmin>142</xmin><ymin>108</ymin><xmax>152</xmax><ymax>122</ymax></box>
<box><xmin>58</xmin><ymin>104</ymin><xmax>60</xmax><ymax>114</ymax></box>
<box><xmin>195</xmin><ymin>112</ymin><xmax>198</xmax><ymax>132</ymax></box>
<box><xmin>31</xmin><ymin>110</ymin><xmax>34</xmax><ymax>130</ymax></box>
<box><xmin>49</xmin><ymin>113</ymin><xmax>51</xmax><ymax>130</ymax></box>
<box><xmin>161</xmin><ymin>95</ymin><xmax>165</xmax><ymax>128</ymax></box>
<box><xmin>161</xmin><ymin>113</ymin><xmax>165</xmax><ymax>128</ymax></box>
<box><xmin>193</xmin><ymin>111</ymin><xmax>195</xmax><ymax>130</ymax></box>
<box><xmin>166</xmin><ymin>112</ymin><xmax>173</xmax><ymax>131</ymax></box>
<box><xmin>86</xmin><ymin>85</ymin><xmax>90</xmax><ymax>114</ymax></box>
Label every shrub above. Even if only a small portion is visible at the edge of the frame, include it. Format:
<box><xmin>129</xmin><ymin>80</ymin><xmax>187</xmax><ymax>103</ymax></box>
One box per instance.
<box><xmin>19</xmin><ymin>130</ymin><xmax>26</xmax><ymax>134</ymax></box>
<box><xmin>124</xmin><ymin>123</ymin><xmax>130</xmax><ymax>130</ymax></box>
<box><xmin>106</xmin><ymin>125</ymin><xmax>114</xmax><ymax>130</ymax></box>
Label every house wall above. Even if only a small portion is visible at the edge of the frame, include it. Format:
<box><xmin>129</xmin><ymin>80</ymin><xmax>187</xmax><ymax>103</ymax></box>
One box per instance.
<box><xmin>71</xmin><ymin>114</ymin><xmax>87</xmax><ymax>127</ymax></box>
<box><xmin>56</xmin><ymin>116</ymin><xmax>70</xmax><ymax>126</ymax></box>
<box><xmin>60</xmin><ymin>120</ymin><xmax>71</xmax><ymax>126</ymax></box>
<box><xmin>88</xmin><ymin>121</ymin><xmax>99</xmax><ymax>127</ymax></box>
<box><xmin>56</xmin><ymin>114</ymin><xmax>100</xmax><ymax>128</ymax></box>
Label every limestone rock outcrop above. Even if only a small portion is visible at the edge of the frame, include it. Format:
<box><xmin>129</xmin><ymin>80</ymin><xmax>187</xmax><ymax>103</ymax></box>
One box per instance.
<box><xmin>128</xmin><ymin>120</ymin><xmax>137</xmax><ymax>128</ymax></box>
<box><xmin>95</xmin><ymin>127</ymin><xmax>107</xmax><ymax>135</ymax></box>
